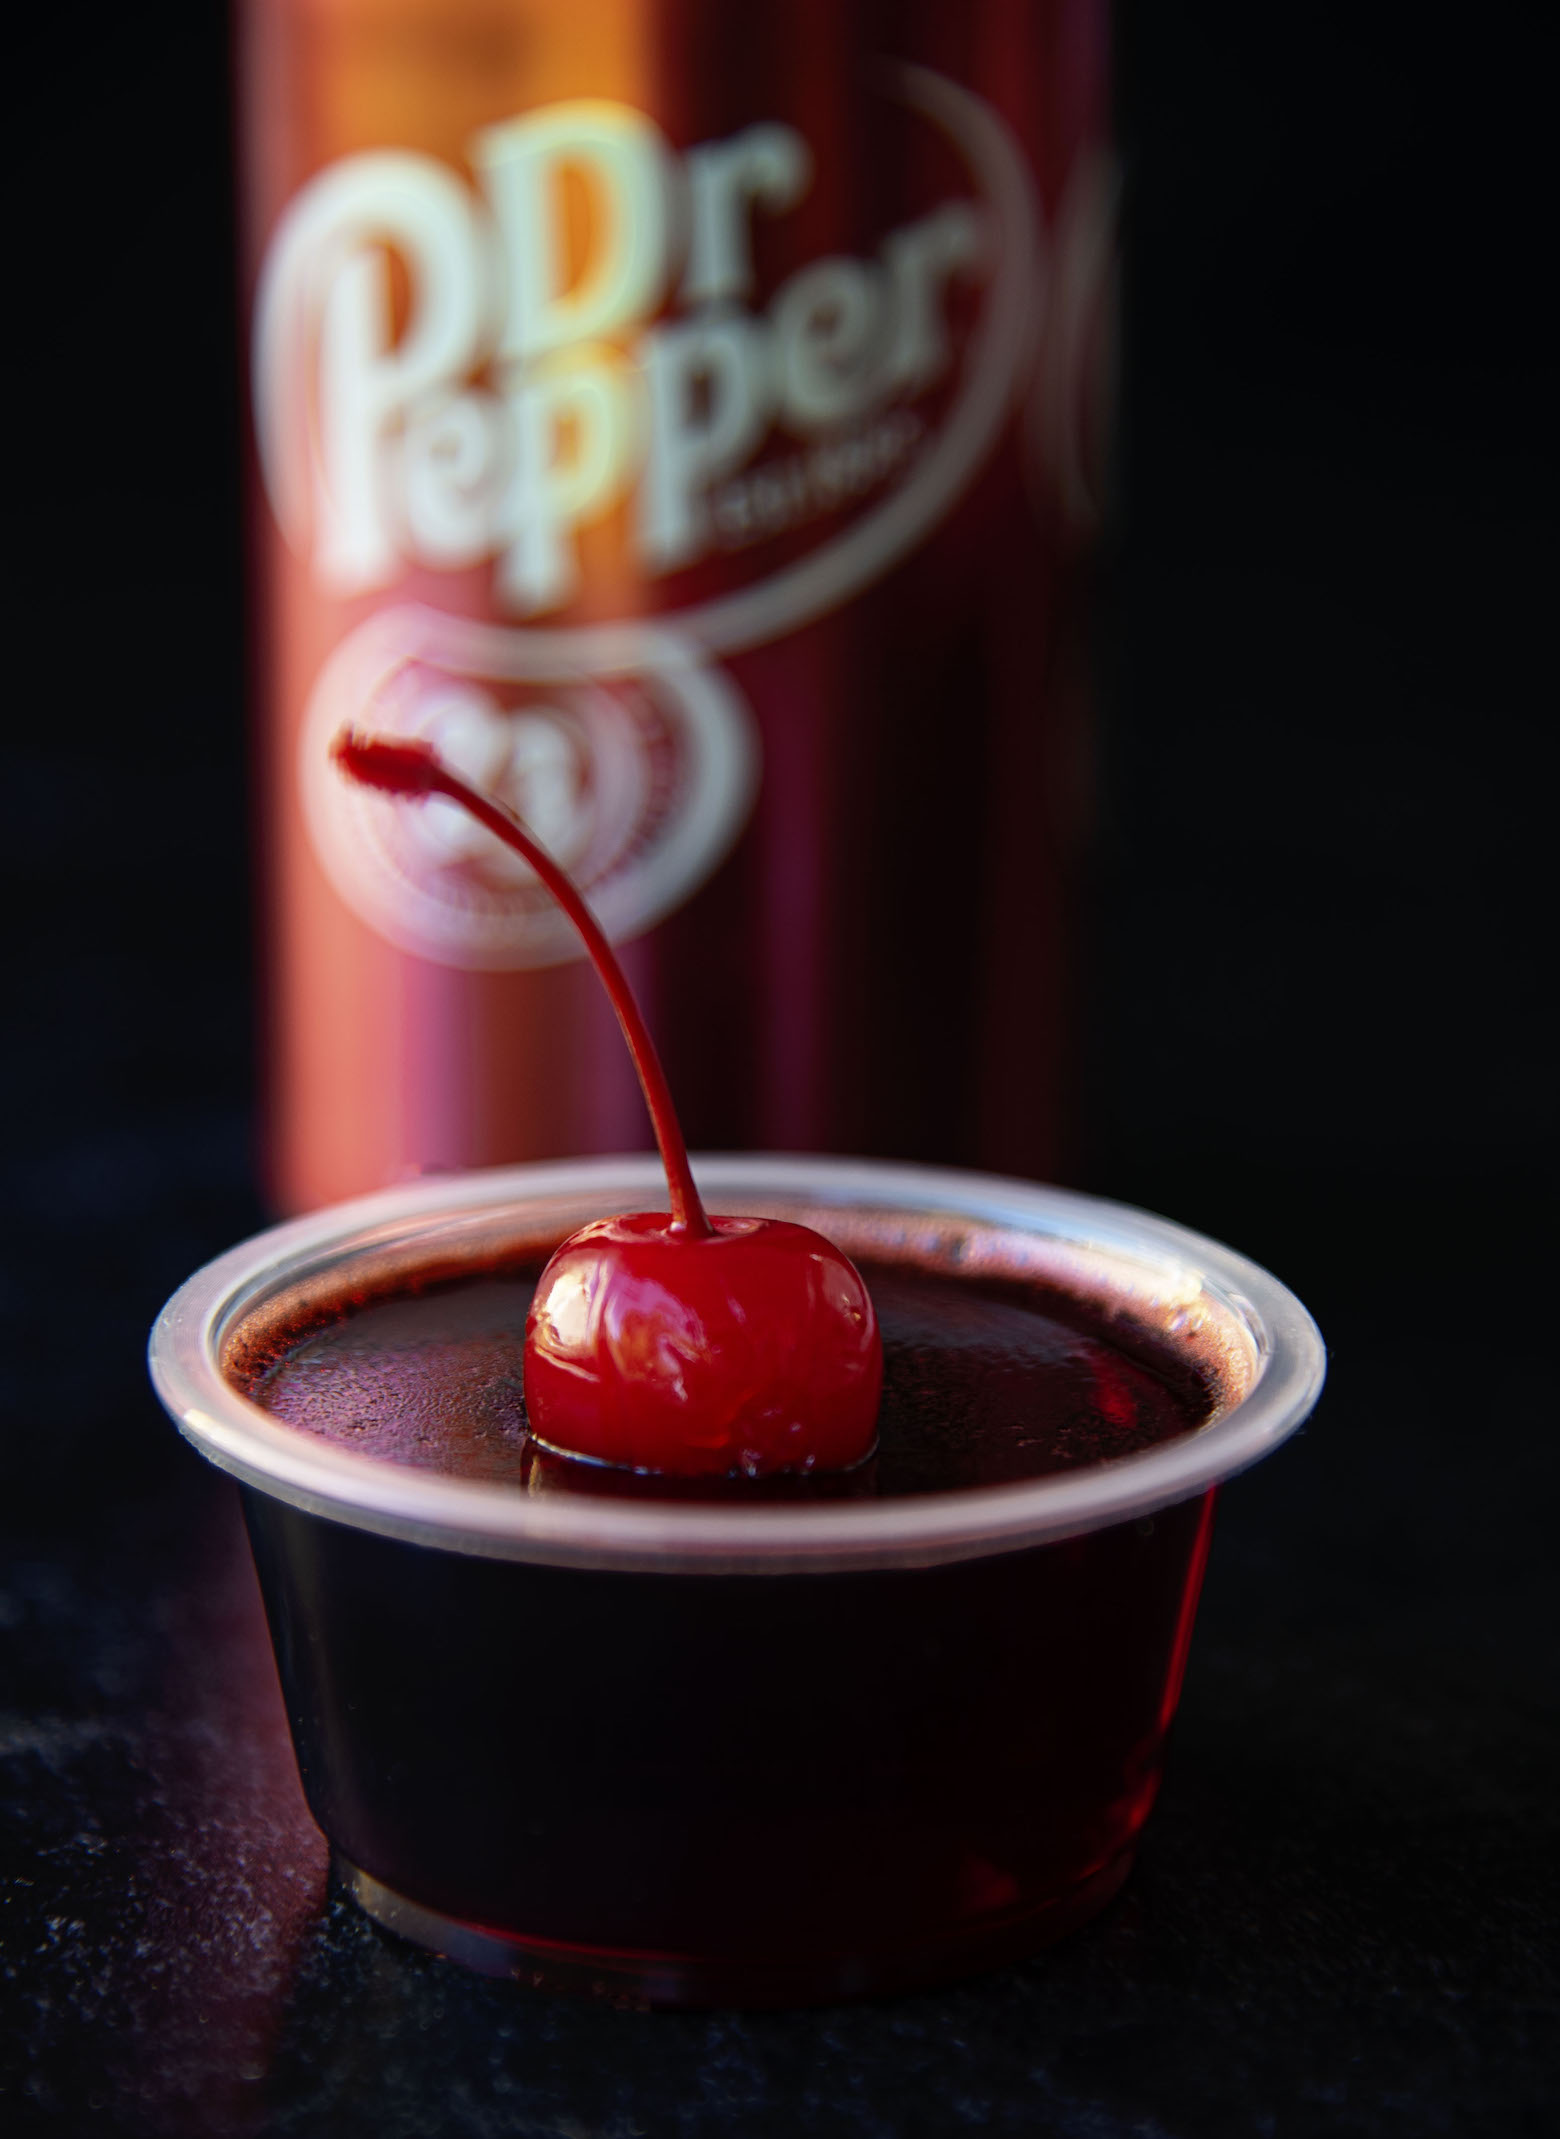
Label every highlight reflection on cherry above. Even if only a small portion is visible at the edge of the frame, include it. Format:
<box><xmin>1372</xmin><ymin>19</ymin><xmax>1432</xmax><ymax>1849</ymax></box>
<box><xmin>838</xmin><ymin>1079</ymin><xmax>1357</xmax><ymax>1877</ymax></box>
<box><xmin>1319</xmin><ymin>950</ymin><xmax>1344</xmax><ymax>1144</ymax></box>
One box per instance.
<box><xmin>333</xmin><ymin>728</ymin><xmax>882</xmax><ymax>1476</ymax></box>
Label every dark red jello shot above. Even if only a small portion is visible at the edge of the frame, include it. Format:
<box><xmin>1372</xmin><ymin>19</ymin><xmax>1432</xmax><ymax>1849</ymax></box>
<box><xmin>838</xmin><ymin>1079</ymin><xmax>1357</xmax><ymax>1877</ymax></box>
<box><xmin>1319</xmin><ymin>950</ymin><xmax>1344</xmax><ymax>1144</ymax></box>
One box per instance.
<box><xmin>149</xmin><ymin>1154</ymin><xmax>1324</xmax><ymax>2006</ymax></box>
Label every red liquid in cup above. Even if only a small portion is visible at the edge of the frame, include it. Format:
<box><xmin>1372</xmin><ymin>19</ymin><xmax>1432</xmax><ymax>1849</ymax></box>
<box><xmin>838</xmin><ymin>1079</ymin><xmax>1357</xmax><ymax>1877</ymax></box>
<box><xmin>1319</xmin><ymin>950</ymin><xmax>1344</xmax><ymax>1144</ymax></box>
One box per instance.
<box><xmin>226</xmin><ymin>1238</ymin><xmax>1219</xmax><ymax>2000</ymax></box>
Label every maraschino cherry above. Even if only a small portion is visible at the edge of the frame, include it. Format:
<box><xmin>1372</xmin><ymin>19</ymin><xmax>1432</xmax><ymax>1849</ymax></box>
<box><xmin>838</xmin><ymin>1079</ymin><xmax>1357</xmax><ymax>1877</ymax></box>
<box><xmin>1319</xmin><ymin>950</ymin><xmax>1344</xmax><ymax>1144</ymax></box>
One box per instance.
<box><xmin>332</xmin><ymin>728</ymin><xmax>882</xmax><ymax>1477</ymax></box>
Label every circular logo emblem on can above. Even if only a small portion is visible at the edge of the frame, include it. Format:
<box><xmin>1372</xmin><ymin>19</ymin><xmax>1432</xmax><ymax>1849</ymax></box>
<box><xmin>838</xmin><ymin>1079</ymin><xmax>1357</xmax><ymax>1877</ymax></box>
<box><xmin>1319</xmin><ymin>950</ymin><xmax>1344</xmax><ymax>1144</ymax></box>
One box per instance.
<box><xmin>300</xmin><ymin>607</ymin><xmax>758</xmax><ymax>969</ymax></box>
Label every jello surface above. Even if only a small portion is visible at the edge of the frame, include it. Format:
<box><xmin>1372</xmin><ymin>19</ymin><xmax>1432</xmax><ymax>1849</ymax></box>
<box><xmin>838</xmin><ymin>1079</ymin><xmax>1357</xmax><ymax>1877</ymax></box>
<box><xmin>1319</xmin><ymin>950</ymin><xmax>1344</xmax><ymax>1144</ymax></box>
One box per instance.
<box><xmin>232</xmin><ymin>1255</ymin><xmax>1215</xmax><ymax>1499</ymax></box>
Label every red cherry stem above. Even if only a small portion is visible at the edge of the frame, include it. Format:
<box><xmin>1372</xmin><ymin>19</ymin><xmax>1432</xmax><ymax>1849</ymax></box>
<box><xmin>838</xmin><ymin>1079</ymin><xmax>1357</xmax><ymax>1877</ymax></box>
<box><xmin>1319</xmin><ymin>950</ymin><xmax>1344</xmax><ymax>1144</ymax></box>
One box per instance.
<box><xmin>331</xmin><ymin>728</ymin><xmax>713</xmax><ymax>1238</ymax></box>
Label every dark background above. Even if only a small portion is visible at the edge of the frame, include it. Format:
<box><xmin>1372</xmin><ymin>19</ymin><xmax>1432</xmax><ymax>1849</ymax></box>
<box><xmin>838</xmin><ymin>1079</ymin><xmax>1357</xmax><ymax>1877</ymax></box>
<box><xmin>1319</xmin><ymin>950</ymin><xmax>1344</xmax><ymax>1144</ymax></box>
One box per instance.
<box><xmin>3</xmin><ymin>3</ymin><xmax>1553</xmax><ymax>2133</ymax></box>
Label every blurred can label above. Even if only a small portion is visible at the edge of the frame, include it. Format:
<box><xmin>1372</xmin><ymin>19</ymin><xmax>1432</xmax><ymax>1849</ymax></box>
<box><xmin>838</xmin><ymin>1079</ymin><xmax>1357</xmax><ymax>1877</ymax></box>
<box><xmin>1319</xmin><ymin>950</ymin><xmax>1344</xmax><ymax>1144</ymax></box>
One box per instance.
<box><xmin>240</xmin><ymin>1</ymin><xmax>1113</xmax><ymax>1208</ymax></box>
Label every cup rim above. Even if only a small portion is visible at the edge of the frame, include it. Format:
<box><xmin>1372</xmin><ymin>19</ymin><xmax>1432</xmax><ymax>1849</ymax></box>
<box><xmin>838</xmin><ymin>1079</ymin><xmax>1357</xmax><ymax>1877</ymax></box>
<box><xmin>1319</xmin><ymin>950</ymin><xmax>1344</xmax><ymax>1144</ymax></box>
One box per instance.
<box><xmin>148</xmin><ymin>1154</ymin><xmax>1326</xmax><ymax>1574</ymax></box>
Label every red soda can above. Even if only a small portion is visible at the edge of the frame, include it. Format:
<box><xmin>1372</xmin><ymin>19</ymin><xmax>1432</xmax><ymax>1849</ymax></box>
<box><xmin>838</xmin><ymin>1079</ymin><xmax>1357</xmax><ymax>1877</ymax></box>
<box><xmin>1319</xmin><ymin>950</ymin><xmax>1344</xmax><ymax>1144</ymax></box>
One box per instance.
<box><xmin>237</xmin><ymin>0</ymin><xmax>1115</xmax><ymax>1213</ymax></box>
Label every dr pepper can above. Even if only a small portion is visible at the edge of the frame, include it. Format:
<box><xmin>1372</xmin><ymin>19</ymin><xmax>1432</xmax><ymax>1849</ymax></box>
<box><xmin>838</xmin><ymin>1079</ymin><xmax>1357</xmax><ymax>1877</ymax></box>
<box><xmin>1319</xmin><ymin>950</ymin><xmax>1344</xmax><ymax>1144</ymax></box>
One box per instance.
<box><xmin>237</xmin><ymin>0</ymin><xmax>1115</xmax><ymax>1213</ymax></box>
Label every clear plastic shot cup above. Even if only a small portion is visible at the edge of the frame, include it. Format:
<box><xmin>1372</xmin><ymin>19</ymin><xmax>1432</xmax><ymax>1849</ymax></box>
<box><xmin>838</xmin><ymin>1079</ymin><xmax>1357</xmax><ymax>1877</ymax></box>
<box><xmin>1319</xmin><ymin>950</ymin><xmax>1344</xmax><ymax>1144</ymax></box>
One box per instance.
<box><xmin>149</xmin><ymin>1157</ymin><xmax>1325</xmax><ymax>2007</ymax></box>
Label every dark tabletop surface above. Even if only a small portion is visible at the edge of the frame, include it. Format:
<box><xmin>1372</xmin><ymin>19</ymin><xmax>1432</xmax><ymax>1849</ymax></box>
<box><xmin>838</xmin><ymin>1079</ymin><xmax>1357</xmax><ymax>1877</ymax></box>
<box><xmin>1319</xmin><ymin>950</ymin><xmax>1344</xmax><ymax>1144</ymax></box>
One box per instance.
<box><xmin>4</xmin><ymin>3</ymin><xmax>1553</xmax><ymax>2131</ymax></box>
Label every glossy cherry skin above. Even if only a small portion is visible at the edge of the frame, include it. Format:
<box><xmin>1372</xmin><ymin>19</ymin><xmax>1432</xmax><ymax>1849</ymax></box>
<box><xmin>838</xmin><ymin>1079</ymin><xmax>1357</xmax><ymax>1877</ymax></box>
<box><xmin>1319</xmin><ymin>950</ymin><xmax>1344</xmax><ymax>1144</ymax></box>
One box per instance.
<box><xmin>523</xmin><ymin>1213</ymin><xmax>883</xmax><ymax>1477</ymax></box>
